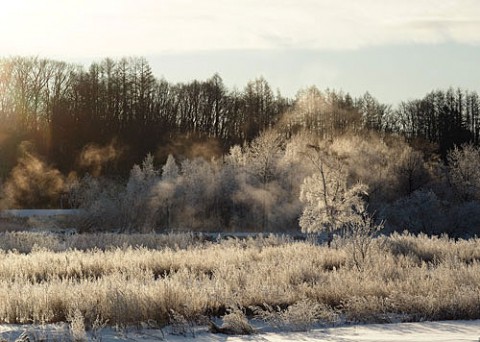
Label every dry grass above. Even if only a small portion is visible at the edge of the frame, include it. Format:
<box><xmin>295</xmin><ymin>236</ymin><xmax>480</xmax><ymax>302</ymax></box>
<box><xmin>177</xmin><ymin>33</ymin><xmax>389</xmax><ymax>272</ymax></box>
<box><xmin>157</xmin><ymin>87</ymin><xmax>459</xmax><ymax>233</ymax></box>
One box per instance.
<box><xmin>0</xmin><ymin>232</ymin><xmax>478</xmax><ymax>330</ymax></box>
<box><xmin>0</xmin><ymin>231</ymin><xmax>202</xmax><ymax>253</ymax></box>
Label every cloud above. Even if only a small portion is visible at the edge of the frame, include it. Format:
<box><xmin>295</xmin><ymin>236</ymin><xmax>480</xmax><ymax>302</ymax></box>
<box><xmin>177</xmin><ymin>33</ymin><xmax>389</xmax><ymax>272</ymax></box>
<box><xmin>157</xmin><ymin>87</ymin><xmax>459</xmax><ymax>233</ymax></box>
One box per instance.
<box><xmin>398</xmin><ymin>18</ymin><xmax>480</xmax><ymax>44</ymax></box>
<box><xmin>1</xmin><ymin>0</ymin><xmax>479</xmax><ymax>57</ymax></box>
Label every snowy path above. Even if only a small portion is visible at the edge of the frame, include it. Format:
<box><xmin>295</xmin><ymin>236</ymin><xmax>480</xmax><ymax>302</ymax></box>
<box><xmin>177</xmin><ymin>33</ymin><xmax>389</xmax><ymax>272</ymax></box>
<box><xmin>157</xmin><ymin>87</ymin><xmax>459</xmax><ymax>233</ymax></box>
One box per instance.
<box><xmin>237</xmin><ymin>320</ymin><xmax>480</xmax><ymax>342</ymax></box>
<box><xmin>0</xmin><ymin>320</ymin><xmax>478</xmax><ymax>342</ymax></box>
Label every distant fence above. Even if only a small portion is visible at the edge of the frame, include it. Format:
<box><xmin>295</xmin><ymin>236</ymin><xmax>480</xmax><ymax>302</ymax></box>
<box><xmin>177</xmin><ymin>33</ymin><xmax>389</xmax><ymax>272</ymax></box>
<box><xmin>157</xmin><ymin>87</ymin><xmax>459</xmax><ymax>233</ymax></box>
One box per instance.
<box><xmin>0</xmin><ymin>209</ymin><xmax>83</xmax><ymax>218</ymax></box>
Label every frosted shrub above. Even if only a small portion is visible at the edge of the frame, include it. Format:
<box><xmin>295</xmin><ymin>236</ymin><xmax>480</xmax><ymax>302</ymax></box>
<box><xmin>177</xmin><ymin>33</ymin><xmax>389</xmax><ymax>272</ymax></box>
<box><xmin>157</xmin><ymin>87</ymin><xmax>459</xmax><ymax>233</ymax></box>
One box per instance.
<box><xmin>211</xmin><ymin>307</ymin><xmax>254</xmax><ymax>335</ymax></box>
<box><xmin>282</xmin><ymin>300</ymin><xmax>338</xmax><ymax>331</ymax></box>
<box><xmin>342</xmin><ymin>296</ymin><xmax>391</xmax><ymax>323</ymax></box>
<box><xmin>344</xmin><ymin>212</ymin><xmax>384</xmax><ymax>270</ymax></box>
<box><xmin>256</xmin><ymin>299</ymin><xmax>338</xmax><ymax>331</ymax></box>
<box><xmin>90</xmin><ymin>315</ymin><xmax>108</xmax><ymax>341</ymax></box>
<box><xmin>68</xmin><ymin>308</ymin><xmax>87</xmax><ymax>342</ymax></box>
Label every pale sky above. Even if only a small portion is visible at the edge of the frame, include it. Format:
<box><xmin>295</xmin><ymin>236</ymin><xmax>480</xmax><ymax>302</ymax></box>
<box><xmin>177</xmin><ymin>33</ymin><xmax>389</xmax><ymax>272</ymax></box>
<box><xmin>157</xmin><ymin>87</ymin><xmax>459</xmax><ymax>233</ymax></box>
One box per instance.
<box><xmin>1</xmin><ymin>0</ymin><xmax>480</xmax><ymax>104</ymax></box>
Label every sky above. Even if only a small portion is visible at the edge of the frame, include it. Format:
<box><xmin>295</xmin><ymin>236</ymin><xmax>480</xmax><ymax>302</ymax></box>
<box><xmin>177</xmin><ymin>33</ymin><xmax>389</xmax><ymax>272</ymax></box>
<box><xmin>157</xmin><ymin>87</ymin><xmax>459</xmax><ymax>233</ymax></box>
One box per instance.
<box><xmin>1</xmin><ymin>0</ymin><xmax>479</xmax><ymax>104</ymax></box>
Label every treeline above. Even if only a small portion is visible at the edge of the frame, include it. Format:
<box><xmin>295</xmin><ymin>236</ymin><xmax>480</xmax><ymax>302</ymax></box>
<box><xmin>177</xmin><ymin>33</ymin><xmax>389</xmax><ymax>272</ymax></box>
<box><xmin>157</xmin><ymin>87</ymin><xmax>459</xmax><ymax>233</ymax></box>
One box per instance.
<box><xmin>396</xmin><ymin>89</ymin><xmax>480</xmax><ymax>155</ymax></box>
<box><xmin>1</xmin><ymin>56</ymin><xmax>480</xmax><ymax>178</ymax></box>
<box><xmin>2</xmin><ymin>56</ymin><xmax>480</xmax><ymax>238</ymax></box>
<box><xmin>0</xmin><ymin>56</ymin><xmax>289</xmax><ymax>175</ymax></box>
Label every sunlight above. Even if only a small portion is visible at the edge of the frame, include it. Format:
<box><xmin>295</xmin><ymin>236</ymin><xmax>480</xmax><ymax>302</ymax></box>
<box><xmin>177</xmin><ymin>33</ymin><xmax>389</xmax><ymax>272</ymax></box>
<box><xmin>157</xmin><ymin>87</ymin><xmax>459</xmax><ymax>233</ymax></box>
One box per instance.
<box><xmin>0</xmin><ymin>2</ymin><xmax>23</xmax><ymax>49</ymax></box>
<box><xmin>0</xmin><ymin>1</ymin><xmax>56</xmax><ymax>55</ymax></box>
<box><xmin>0</xmin><ymin>0</ymin><xmax>102</xmax><ymax>56</ymax></box>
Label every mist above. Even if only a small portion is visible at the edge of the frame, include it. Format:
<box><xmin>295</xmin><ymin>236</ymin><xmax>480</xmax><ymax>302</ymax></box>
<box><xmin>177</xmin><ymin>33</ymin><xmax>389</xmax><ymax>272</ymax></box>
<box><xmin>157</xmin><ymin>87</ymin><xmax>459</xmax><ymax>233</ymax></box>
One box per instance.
<box><xmin>79</xmin><ymin>142</ymin><xmax>122</xmax><ymax>177</ymax></box>
<box><xmin>0</xmin><ymin>142</ymin><xmax>65</xmax><ymax>209</ymax></box>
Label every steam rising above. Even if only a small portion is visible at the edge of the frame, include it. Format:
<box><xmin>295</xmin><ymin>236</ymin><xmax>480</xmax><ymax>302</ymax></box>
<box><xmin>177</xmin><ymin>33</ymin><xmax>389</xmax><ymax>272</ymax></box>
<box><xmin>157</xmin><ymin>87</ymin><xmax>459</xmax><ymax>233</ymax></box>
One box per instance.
<box><xmin>157</xmin><ymin>135</ymin><xmax>222</xmax><ymax>161</ymax></box>
<box><xmin>79</xmin><ymin>142</ymin><xmax>121</xmax><ymax>176</ymax></box>
<box><xmin>1</xmin><ymin>142</ymin><xmax>65</xmax><ymax>209</ymax></box>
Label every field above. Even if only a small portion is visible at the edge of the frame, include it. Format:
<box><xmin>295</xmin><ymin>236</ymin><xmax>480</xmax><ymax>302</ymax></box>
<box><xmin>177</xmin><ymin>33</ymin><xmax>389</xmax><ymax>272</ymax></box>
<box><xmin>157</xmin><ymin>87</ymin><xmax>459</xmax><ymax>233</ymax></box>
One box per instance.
<box><xmin>0</xmin><ymin>230</ymin><xmax>479</xmax><ymax>340</ymax></box>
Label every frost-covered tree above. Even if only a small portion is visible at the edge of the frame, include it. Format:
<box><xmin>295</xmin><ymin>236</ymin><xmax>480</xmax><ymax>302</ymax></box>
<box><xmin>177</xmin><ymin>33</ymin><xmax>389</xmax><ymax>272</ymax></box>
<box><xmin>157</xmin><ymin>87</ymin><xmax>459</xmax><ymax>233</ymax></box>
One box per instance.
<box><xmin>162</xmin><ymin>154</ymin><xmax>179</xmax><ymax>181</ymax></box>
<box><xmin>149</xmin><ymin>154</ymin><xmax>180</xmax><ymax>230</ymax></box>
<box><xmin>243</xmin><ymin>130</ymin><xmax>285</xmax><ymax>230</ymax></box>
<box><xmin>122</xmin><ymin>154</ymin><xmax>159</xmax><ymax>231</ymax></box>
<box><xmin>120</xmin><ymin>153</ymin><xmax>160</xmax><ymax>232</ymax></box>
<box><xmin>447</xmin><ymin>144</ymin><xmax>480</xmax><ymax>201</ymax></box>
<box><xmin>221</xmin><ymin>145</ymin><xmax>250</xmax><ymax>230</ymax></box>
<box><xmin>177</xmin><ymin>157</ymin><xmax>219</xmax><ymax>230</ymax></box>
<box><xmin>225</xmin><ymin>145</ymin><xmax>246</xmax><ymax>169</ymax></box>
<box><xmin>299</xmin><ymin>146</ymin><xmax>368</xmax><ymax>245</ymax></box>
<box><xmin>247</xmin><ymin>130</ymin><xmax>284</xmax><ymax>186</ymax></box>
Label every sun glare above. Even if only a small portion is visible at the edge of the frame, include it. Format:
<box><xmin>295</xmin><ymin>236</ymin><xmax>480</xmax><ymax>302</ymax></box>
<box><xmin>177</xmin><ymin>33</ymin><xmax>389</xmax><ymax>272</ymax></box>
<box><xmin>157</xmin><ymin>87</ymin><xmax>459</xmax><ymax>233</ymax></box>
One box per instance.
<box><xmin>0</xmin><ymin>1</ymin><xmax>46</xmax><ymax>55</ymax></box>
<box><xmin>0</xmin><ymin>0</ymin><xmax>97</xmax><ymax>56</ymax></box>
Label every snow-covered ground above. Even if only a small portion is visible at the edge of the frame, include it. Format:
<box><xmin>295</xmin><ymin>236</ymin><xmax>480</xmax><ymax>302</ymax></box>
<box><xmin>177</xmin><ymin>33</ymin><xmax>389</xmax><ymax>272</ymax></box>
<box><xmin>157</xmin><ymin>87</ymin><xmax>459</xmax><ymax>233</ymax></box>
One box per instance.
<box><xmin>0</xmin><ymin>320</ymin><xmax>478</xmax><ymax>342</ymax></box>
